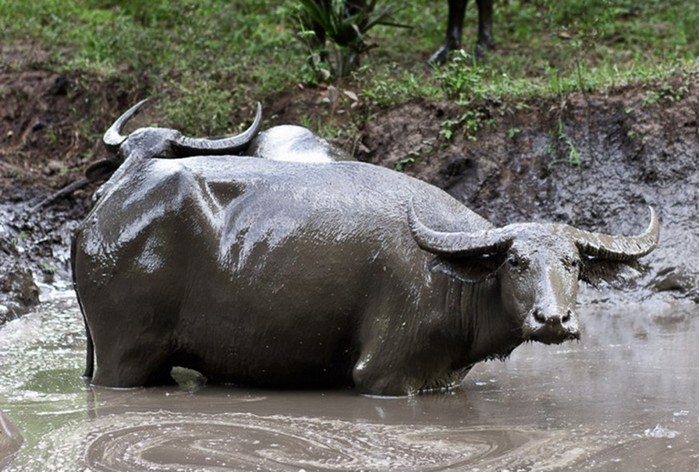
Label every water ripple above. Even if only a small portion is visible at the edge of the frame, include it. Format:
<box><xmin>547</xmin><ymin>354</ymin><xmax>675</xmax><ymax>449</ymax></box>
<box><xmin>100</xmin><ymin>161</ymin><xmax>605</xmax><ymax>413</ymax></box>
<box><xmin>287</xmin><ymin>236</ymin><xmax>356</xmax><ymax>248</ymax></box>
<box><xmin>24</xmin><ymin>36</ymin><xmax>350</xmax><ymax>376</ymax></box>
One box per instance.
<box><xmin>22</xmin><ymin>411</ymin><xmax>614</xmax><ymax>471</ymax></box>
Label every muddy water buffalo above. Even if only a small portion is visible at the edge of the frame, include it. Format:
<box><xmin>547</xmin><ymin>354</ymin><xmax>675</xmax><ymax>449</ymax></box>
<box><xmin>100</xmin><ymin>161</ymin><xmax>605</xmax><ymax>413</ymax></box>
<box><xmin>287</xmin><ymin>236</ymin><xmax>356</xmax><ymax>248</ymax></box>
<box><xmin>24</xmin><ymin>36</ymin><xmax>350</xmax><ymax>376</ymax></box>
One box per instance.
<box><xmin>72</xmin><ymin>104</ymin><xmax>659</xmax><ymax>396</ymax></box>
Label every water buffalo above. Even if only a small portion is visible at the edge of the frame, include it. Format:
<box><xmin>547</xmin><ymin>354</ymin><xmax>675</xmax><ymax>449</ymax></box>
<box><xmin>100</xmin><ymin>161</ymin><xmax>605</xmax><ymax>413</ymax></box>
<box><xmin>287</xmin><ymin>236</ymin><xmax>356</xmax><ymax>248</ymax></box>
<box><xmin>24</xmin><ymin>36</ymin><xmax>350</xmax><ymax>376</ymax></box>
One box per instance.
<box><xmin>72</xmin><ymin>104</ymin><xmax>659</xmax><ymax>396</ymax></box>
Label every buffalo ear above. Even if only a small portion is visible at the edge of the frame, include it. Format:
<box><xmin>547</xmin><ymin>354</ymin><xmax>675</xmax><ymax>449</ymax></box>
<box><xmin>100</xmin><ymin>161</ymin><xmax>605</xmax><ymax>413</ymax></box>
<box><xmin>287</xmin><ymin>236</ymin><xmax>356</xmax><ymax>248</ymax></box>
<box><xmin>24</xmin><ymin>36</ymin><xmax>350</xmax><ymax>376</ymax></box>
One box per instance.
<box><xmin>429</xmin><ymin>253</ymin><xmax>505</xmax><ymax>283</ymax></box>
<box><xmin>85</xmin><ymin>159</ymin><xmax>120</xmax><ymax>182</ymax></box>
<box><xmin>579</xmin><ymin>257</ymin><xmax>643</xmax><ymax>287</ymax></box>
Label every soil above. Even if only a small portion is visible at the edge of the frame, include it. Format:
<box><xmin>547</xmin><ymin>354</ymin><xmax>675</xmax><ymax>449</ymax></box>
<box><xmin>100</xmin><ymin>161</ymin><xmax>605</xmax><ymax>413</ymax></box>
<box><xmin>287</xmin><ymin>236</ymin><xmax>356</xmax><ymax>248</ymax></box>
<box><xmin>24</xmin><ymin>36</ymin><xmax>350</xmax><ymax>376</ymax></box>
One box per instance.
<box><xmin>1</xmin><ymin>43</ymin><xmax>697</xmax><ymax>323</ymax></box>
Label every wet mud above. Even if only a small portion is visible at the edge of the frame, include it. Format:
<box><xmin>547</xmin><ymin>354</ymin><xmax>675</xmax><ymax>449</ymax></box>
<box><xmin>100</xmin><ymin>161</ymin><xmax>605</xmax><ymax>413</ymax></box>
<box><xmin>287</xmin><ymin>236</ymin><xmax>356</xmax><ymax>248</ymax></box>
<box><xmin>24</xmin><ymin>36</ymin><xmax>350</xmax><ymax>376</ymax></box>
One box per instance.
<box><xmin>0</xmin><ymin>195</ymin><xmax>88</xmax><ymax>322</ymax></box>
<box><xmin>1</xmin><ymin>293</ymin><xmax>698</xmax><ymax>470</ymax></box>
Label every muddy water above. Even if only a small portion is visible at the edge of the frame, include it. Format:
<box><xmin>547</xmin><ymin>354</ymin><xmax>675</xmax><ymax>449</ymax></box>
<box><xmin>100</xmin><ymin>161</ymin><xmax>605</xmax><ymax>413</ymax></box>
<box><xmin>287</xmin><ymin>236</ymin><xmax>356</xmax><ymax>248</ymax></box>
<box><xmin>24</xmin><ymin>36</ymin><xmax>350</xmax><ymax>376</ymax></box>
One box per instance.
<box><xmin>1</xmin><ymin>286</ymin><xmax>698</xmax><ymax>471</ymax></box>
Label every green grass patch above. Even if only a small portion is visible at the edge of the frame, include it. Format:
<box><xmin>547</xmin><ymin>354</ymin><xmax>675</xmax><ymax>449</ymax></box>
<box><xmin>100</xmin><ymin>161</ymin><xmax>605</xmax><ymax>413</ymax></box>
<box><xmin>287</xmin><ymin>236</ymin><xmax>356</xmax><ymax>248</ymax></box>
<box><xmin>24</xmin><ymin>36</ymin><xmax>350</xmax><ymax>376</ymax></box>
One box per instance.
<box><xmin>0</xmin><ymin>0</ymin><xmax>696</xmax><ymax>134</ymax></box>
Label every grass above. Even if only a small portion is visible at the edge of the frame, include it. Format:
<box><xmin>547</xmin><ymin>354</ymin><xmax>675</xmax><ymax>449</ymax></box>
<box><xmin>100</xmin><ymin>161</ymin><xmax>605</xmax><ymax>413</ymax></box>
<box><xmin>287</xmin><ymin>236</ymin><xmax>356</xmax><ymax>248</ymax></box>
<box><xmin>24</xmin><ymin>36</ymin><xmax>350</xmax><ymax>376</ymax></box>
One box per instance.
<box><xmin>0</xmin><ymin>0</ymin><xmax>697</xmax><ymax>135</ymax></box>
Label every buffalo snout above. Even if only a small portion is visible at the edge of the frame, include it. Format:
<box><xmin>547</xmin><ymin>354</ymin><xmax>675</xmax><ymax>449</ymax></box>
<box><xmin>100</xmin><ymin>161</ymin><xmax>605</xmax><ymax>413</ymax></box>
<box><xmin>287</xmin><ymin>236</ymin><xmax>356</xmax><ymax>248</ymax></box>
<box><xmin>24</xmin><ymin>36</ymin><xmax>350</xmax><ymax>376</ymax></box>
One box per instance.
<box><xmin>524</xmin><ymin>307</ymin><xmax>580</xmax><ymax>344</ymax></box>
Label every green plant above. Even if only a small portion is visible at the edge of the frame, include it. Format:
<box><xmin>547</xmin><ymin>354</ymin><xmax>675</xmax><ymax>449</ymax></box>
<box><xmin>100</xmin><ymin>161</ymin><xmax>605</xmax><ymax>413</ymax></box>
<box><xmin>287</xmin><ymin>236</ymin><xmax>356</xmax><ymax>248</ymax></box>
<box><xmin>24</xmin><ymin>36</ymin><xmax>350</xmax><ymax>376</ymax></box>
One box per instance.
<box><xmin>295</xmin><ymin>0</ymin><xmax>407</xmax><ymax>79</ymax></box>
<box><xmin>40</xmin><ymin>262</ymin><xmax>58</xmax><ymax>274</ymax></box>
<box><xmin>641</xmin><ymin>82</ymin><xmax>689</xmax><ymax>107</ymax></box>
<box><xmin>439</xmin><ymin>109</ymin><xmax>488</xmax><ymax>144</ymax></box>
<box><xmin>507</xmin><ymin>127</ymin><xmax>522</xmax><ymax>139</ymax></box>
<box><xmin>11</xmin><ymin>231</ymin><xmax>29</xmax><ymax>249</ymax></box>
<box><xmin>361</xmin><ymin>68</ymin><xmax>439</xmax><ymax>107</ymax></box>
<box><xmin>393</xmin><ymin>156</ymin><xmax>415</xmax><ymax>171</ymax></box>
<box><xmin>439</xmin><ymin>118</ymin><xmax>458</xmax><ymax>141</ymax></box>
<box><xmin>548</xmin><ymin>118</ymin><xmax>582</xmax><ymax>169</ymax></box>
<box><xmin>433</xmin><ymin>50</ymin><xmax>485</xmax><ymax>103</ymax></box>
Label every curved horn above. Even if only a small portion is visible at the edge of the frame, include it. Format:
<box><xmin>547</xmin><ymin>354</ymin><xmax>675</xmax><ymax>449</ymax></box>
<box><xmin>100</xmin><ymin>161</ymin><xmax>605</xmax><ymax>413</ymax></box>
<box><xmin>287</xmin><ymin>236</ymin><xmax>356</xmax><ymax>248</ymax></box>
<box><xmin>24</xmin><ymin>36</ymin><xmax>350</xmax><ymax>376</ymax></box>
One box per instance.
<box><xmin>172</xmin><ymin>102</ymin><xmax>263</xmax><ymax>156</ymax></box>
<box><xmin>103</xmin><ymin>99</ymin><xmax>150</xmax><ymax>151</ymax></box>
<box><xmin>407</xmin><ymin>198</ymin><xmax>512</xmax><ymax>257</ymax></box>
<box><xmin>564</xmin><ymin>207</ymin><xmax>659</xmax><ymax>261</ymax></box>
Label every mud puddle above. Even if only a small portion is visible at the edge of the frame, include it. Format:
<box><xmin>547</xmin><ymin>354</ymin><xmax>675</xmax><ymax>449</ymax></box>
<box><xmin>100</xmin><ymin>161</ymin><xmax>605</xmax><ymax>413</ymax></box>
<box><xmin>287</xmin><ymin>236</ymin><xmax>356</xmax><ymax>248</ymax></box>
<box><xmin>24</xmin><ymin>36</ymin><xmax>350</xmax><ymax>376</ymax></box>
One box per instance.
<box><xmin>1</xmin><ymin>287</ymin><xmax>698</xmax><ymax>471</ymax></box>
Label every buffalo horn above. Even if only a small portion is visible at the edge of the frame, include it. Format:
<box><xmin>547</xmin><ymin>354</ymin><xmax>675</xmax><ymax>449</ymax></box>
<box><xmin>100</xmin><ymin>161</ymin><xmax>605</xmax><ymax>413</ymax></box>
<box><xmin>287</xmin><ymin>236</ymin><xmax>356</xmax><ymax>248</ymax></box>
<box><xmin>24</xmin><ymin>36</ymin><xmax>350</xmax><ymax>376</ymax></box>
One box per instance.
<box><xmin>564</xmin><ymin>207</ymin><xmax>659</xmax><ymax>261</ymax></box>
<box><xmin>407</xmin><ymin>198</ymin><xmax>512</xmax><ymax>257</ymax></box>
<box><xmin>172</xmin><ymin>102</ymin><xmax>263</xmax><ymax>156</ymax></box>
<box><xmin>103</xmin><ymin>99</ymin><xmax>150</xmax><ymax>151</ymax></box>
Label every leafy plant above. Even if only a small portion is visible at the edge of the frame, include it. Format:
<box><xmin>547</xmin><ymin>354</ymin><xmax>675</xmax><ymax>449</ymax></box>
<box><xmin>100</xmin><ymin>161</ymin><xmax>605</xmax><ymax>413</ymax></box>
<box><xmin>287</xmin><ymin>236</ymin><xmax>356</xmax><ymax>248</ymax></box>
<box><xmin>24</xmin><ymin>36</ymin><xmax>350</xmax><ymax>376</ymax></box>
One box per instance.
<box><xmin>641</xmin><ymin>82</ymin><xmax>689</xmax><ymax>107</ymax></box>
<box><xmin>393</xmin><ymin>156</ymin><xmax>415</xmax><ymax>171</ymax></box>
<box><xmin>295</xmin><ymin>0</ymin><xmax>407</xmax><ymax>79</ymax></box>
<box><xmin>548</xmin><ymin>118</ymin><xmax>582</xmax><ymax>169</ymax></box>
<box><xmin>433</xmin><ymin>50</ymin><xmax>484</xmax><ymax>103</ymax></box>
<box><xmin>507</xmin><ymin>127</ymin><xmax>522</xmax><ymax>139</ymax></box>
<box><xmin>439</xmin><ymin>109</ymin><xmax>488</xmax><ymax>144</ymax></box>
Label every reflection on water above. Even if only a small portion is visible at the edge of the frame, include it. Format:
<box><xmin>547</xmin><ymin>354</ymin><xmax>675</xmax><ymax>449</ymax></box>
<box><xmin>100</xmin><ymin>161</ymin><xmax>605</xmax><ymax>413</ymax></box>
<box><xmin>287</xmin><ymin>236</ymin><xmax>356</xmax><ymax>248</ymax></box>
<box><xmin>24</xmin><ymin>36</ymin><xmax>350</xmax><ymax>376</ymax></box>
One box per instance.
<box><xmin>1</xmin><ymin>288</ymin><xmax>698</xmax><ymax>471</ymax></box>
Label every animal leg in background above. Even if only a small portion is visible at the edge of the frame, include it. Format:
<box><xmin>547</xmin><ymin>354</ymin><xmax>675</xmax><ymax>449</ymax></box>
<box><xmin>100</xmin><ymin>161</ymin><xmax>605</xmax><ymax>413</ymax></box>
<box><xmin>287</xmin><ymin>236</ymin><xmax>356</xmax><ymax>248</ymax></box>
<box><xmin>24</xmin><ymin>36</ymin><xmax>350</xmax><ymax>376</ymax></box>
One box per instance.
<box><xmin>475</xmin><ymin>0</ymin><xmax>494</xmax><ymax>57</ymax></box>
<box><xmin>429</xmin><ymin>0</ymin><xmax>494</xmax><ymax>65</ymax></box>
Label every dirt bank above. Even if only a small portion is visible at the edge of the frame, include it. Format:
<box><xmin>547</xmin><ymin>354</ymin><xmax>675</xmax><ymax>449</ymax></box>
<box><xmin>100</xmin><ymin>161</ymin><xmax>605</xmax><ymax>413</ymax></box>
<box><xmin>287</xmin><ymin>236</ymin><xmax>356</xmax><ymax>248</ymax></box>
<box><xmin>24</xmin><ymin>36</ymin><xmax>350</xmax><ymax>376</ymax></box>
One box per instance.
<box><xmin>1</xmin><ymin>61</ymin><xmax>697</xmax><ymax>323</ymax></box>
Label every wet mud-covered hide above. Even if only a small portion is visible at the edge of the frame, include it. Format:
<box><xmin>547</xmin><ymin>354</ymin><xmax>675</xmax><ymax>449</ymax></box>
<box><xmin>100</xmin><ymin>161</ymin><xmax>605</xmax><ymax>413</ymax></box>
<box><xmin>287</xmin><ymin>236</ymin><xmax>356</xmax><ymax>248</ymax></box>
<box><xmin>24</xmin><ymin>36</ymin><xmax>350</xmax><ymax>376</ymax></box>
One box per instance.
<box><xmin>71</xmin><ymin>104</ymin><xmax>659</xmax><ymax>396</ymax></box>
<box><xmin>247</xmin><ymin>125</ymin><xmax>352</xmax><ymax>162</ymax></box>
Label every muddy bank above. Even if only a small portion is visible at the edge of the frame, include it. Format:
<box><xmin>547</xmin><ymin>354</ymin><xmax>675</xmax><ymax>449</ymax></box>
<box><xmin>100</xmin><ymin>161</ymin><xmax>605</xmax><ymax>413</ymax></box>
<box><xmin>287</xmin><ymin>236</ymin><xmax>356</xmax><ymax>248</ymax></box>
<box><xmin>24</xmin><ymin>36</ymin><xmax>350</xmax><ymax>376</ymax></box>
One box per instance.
<box><xmin>0</xmin><ymin>192</ymin><xmax>89</xmax><ymax>322</ymax></box>
<box><xmin>1</xmin><ymin>68</ymin><xmax>698</xmax><ymax>322</ymax></box>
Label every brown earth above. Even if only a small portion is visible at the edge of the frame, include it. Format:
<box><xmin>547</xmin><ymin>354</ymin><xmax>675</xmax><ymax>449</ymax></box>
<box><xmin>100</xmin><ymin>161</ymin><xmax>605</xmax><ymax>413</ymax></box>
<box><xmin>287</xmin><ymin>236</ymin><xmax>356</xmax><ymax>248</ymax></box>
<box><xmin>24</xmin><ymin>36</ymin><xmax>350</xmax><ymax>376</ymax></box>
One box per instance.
<box><xmin>1</xmin><ymin>46</ymin><xmax>697</xmax><ymax>323</ymax></box>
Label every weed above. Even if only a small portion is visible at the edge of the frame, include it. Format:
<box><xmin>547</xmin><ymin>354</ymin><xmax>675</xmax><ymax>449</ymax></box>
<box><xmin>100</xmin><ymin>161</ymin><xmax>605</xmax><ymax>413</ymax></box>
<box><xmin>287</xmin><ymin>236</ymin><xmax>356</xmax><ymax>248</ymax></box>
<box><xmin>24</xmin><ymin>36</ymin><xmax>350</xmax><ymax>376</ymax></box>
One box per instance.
<box><xmin>393</xmin><ymin>156</ymin><xmax>415</xmax><ymax>171</ymax></box>
<box><xmin>439</xmin><ymin>118</ymin><xmax>458</xmax><ymax>141</ymax></box>
<box><xmin>45</xmin><ymin>129</ymin><xmax>58</xmax><ymax>145</ymax></box>
<box><xmin>433</xmin><ymin>50</ymin><xmax>484</xmax><ymax>103</ymax></box>
<box><xmin>11</xmin><ymin>232</ymin><xmax>29</xmax><ymax>249</ymax></box>
<box><xmin>361</xmin><ymin>68</ymin><xmax>439</xmax><ymax>107</ymax></box>
<box><xmin>641</xmin><ymin>82</ymin><xmax>689</xmax><ymax>107</ymax></box>
<box><xmin>439</xmin><ymin>108</ymin><xmax>488</xmax><ymax>144</ymax></box>
<box><xmin>40</xmin><ymin>262</ymin><xmax>57</xmax><ymax>274</ymax></box>
<box><xmin>461</xmin><ymin>109</ymin><xmax>488</xmax><ymax>141</ymax></box>
<box><xmin>294</xmin><ymin>0</ymin><xmax>407</xmax><ymax>79</ymax></box>
<box><xmin>507</xmin><ymin>127</ymin><xmax>522</xmax><ymax>140</ymax></box>
<box><xmin>548</xmin><ymin>118</ymin><xmax>582</xmax><ymax>169</ymax></box>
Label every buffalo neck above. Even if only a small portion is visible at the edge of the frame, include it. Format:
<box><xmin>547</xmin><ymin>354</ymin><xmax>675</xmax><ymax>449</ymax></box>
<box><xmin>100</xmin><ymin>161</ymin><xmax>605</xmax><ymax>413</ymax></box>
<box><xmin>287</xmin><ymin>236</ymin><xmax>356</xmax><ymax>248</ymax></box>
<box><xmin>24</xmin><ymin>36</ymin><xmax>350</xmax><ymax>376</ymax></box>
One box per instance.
<box><xmin>456</xmin><ymin>277</ymin><xmax>523</xmax><ymax>367</ymax></box>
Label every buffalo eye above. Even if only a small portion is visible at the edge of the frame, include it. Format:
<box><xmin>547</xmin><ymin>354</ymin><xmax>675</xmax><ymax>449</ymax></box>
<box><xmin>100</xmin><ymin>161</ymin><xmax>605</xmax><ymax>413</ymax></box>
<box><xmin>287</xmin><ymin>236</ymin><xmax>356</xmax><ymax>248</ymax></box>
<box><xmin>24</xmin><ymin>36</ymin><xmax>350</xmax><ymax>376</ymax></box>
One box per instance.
<box><xmin>563</xmin><ymin>257</ymin><xmax>581</xmax><ymax>272</ymax></box>
<box><xmin>508</xmin><ymin>255</ymin><xmax>527</xmax><ymax>269</ymax></box>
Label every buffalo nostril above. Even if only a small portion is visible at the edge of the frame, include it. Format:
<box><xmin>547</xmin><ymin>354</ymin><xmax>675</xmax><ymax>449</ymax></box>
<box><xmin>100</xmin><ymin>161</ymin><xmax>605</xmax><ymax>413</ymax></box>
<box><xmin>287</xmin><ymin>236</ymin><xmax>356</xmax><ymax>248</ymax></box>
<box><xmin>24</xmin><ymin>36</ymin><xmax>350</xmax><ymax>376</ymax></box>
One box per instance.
<box><xmin>562</xmin><ymin>310</ymin><xmax>572</xmax><ymax>324</ymax></box>
<box><xmin>532</xmin><ymin>309</ymin><xmax>546</xmax><ymax>324</ymax></box>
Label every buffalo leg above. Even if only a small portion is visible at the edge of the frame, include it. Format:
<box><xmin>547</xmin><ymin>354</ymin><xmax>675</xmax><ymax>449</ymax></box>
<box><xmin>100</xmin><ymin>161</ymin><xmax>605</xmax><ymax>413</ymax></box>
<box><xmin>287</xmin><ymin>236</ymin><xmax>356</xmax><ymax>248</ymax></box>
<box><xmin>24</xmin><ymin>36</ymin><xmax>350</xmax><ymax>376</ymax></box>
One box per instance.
<box><xmin>92</xmin><ymin>347</ymin><xmax>170</xmax><ymax>388</ymax></box>
<box><xmin>90</xmin><ymin>320</ymin><xmax>172</xmax><ymax>388</ymax></box>
<box><xmin>429</xmin><ymin>0</ymin><xmax>468</xmax><ymax>65</ymax></box>
<box><xmin>475</xmin><ymin>0</ymin><xmax>494</xmax><ymax>58</ymax></box>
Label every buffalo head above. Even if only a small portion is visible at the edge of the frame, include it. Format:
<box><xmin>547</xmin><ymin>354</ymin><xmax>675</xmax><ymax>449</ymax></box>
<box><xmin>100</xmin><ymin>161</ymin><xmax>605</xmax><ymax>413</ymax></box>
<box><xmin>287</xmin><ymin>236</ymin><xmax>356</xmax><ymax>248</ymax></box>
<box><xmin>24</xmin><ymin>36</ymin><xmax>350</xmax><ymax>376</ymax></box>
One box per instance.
<box><xmin>86</xmin><ymin>99</ymin><xmax>262</xmax><ymax>180</ymax></box>
<box><xmin>104</xmin><ymin>99</ymin><xmax>262</xmax><ymax>160</ymax></box>
<box><xmin>408</xmin><ymin>203</ymin><xmax>659</xmax><ymax>345</ymax></box>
